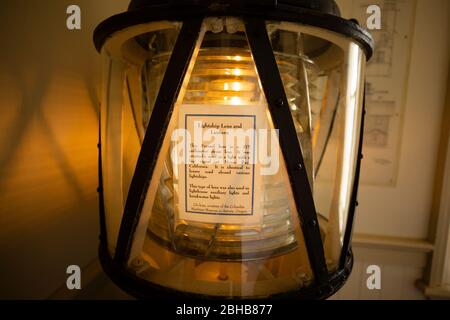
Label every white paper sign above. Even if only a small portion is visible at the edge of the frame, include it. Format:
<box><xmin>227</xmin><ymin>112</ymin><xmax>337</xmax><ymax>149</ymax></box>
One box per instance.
<box><xmin>177</xmin><ymin>104</ymin><xmax>265</xmax><ymax>225</ymax></box>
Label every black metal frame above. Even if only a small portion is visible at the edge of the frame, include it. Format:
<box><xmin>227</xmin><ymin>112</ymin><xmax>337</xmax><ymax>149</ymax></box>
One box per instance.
<box><xmin>94</xmin><ymin>3</ymin><xmax>373</xmax><ymax>59</ymax></box>
<box><xmin>95</xmin><ymin>1</ymin><xmax>372</xmax><ymax>300</ymax></box>
<box><xmin>98</xmin><ymin>240</ymin><xmax>354</xmax><ymax>300</ymax></box>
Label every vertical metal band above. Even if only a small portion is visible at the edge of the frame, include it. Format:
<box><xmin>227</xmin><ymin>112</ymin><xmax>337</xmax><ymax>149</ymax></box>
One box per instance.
<box><xmin>244</xmin><ymin>17</ymin><xmax>329</xmax><ymax>284</ymax></box>
<box><xmin>339</xmin><ymin>88</ymin><xmax>366</xmax><ymax>269</ymax></box>
<box><xmin>114</xmin><ymin>18</ymin><xmax>204</xmax><ymax>264</ymax></box>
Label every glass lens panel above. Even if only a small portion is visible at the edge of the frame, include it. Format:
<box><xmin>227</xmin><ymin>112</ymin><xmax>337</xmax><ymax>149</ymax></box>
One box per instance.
<box><xmin>267</xmin><ymin>21</ymin><xmax>365</xmax><ymax>271</ymax></box>
<box><xmin>126</xmin><ymin>17</ymin><xmax>314</xmax><ymax>297</ymax></box>
<box><xmin>101</xmin><ymin>21</ymin><xmax>182</xmax><ymax>255</ymax></box>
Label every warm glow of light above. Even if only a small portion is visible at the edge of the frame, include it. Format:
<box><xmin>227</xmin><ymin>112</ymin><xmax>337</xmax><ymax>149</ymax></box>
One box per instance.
<box><xmin>231</xmin><ymin>82</ymin><xmax>241</xmax><ymax>91</ymax></box>
<box><xmin>230</xmin><ymin>96</ymin><xmax>242</xmax><ymax>105</ymax></box>
<box><xmin>186</xmin><ymin>50</ymin><xmax>258</xmax><ymax>105</ymax></box>
<box><xmin>223</xmin><ymin>81</ymin><xmax>243</xmax><ymax>92</ymax></box>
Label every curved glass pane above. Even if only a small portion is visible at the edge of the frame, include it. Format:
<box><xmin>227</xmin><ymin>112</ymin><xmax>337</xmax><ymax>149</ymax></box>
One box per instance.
<box><xmin>100</xmin><ymin>21</ymin><xmax>182</xmax><ymax>255</ymax></box>
<box><xmin>267</xmin><ymin>21</ymin><xmax>365</xmax><ymax>271</ymax></box>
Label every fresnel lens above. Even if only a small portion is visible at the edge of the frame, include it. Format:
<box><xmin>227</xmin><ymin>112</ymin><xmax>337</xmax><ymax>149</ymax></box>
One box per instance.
<box><xmin>94</xmin><ymin>0</ymin><xmax>373</xmax><ymax>299</ymax></box>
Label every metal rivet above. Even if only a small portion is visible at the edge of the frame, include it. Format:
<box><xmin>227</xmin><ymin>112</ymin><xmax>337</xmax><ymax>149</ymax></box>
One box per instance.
<box><xmin>275</xmin><ymin>98</ymin><xmax>285</xmax><ymax>108</ymax></box>
<box><xmin>296</xmin><ymin>163</ymin><xmax>303</xmax><ymax>171</ymax></box>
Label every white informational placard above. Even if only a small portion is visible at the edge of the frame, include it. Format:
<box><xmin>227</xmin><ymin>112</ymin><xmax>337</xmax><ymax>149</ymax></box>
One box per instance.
<box><xmin>177</xmin><ymin>104</ymin><xmax>265</xmax><ymax>225</ymax></box>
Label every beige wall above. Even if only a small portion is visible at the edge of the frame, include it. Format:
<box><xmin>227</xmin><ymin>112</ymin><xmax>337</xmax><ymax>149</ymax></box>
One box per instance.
<box><xmin>0</xmin><ymin>0</ymin><xmax>128</xmax><ymax>298</ymax></box>
<box><xmin>338</xmin><ymin>0</ymin><xmax>450</xmax><ymax>239</ymax></box>
<box><xmin>336</xmin><ymin>0</ymin><xmax>450</xmax><ymax>299</ymax></box>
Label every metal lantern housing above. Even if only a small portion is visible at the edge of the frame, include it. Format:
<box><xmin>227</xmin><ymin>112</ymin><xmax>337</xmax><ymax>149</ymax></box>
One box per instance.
<box><xmin>94</xmin><ymin>0</ymin><xmax>373</xmax><ymax>299</ymax></box>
